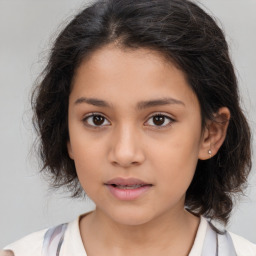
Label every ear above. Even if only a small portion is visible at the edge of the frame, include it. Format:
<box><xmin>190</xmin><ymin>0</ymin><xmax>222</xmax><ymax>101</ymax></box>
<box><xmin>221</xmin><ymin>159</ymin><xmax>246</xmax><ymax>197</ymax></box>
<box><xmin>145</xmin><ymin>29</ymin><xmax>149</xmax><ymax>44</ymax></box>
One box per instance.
<box><xmin>198</xmin><ymin>107</ymin><xmax>230</xmax><ymax>160</ymax></box>
<box><xmin>67</xmin><ymin>141</ymin><xmax>74</xmax><ymax>160</ymax></box>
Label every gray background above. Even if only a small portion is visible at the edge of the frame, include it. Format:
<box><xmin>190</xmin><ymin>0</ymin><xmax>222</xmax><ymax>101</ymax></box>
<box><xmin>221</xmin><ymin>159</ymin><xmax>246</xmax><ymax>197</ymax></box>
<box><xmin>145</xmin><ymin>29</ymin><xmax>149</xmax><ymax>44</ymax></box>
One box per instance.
<box><xmin>0</xmin><ymin>0</ymin><xmax>255</xmax><ymax>248</ymax></box>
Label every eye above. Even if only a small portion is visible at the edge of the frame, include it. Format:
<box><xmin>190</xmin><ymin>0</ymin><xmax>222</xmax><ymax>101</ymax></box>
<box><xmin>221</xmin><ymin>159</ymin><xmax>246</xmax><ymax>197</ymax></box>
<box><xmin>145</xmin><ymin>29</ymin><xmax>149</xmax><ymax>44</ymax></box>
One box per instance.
<box><xmin>145</xmin><ymin>113</ymin><xmax>175</xmax><ymax>128</ymax></box>
<box><xmin>82</xmin><ymin>112</ymin><xmax>174</xmax><ymax>129</ymax></box>
<box><xmin>82</xmin><ymin>113</ymin><xmax>110</xmax><ymax>128</ymax></box>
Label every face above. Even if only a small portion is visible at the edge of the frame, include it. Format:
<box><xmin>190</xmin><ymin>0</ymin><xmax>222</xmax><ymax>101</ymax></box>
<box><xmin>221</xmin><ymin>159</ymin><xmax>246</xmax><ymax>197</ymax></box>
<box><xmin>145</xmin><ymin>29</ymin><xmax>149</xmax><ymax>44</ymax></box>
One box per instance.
<box><xmin>68</xmin><ymin>45</ymin><xmax>205</xmax><ymax>226</ymax></box>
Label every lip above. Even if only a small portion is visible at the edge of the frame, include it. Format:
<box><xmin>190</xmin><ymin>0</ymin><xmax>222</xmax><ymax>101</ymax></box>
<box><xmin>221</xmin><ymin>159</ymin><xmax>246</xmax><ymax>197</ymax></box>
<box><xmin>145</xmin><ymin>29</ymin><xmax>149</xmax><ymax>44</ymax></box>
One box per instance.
<box><xmin>104</xmin><ymin>177</ymin><xmax>153</xmax><ymax>201</ymax></box>
<box><xmin>105</xmin><ymin>177</ymin><xmax>150</xmax><ymax>186</ymax></box>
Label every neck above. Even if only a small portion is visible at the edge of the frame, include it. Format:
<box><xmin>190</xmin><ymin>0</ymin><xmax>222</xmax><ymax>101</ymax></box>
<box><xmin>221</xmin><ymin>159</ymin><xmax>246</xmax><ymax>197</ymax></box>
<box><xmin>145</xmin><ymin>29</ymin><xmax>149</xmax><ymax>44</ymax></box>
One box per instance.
<box><xmin>80</xmin><ymin>207</ymin><xmax>200</xmax><ymax>256</ymax></box>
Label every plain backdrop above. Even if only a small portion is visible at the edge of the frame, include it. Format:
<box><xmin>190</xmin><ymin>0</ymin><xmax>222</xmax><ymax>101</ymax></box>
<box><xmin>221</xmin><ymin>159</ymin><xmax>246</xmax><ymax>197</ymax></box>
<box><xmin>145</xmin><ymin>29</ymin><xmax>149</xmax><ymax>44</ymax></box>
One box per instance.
<box><xmin>0</xmin><ymin>0</ymin><xmax>255</xmax><ymax>248</ymax></box>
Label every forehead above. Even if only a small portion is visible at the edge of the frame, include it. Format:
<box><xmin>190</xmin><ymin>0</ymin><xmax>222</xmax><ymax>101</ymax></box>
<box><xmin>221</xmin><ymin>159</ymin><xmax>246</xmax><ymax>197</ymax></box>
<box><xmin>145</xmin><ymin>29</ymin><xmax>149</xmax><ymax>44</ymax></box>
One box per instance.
<box><xmin>72</xmin><ymin>45</ymin><xmax>180</xmax><ymax>87</ymax></box>
<box><xmin>70</xmin><ymin>45</ymin><xmax>199</xmax><ymax>111</ymax></box>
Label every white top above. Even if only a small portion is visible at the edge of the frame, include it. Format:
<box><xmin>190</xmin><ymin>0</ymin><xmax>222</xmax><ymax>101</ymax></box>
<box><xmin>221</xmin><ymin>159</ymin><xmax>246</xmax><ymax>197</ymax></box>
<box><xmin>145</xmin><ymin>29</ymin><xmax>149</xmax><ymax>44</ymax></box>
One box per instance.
<box><xmin>4</xmin><ymin>213</ymin><xmax>256</xmax><ymax>256</ymax></box>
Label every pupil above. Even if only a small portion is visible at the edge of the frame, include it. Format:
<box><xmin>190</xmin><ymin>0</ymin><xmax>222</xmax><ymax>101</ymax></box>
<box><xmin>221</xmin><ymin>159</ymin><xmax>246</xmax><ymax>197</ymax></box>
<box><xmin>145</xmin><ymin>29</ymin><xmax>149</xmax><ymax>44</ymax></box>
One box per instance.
<box><xmin>93</xmin><ymin>115</ymin><xmax>104</xmax><ymax>125</ymax></box>
<box><xmin>153</xmin><ymin>115</ymin><xmax>165</xmax><ymax>126</ymax></box>
<box><xmin>92</xmin><ymin>115</ymin><xmax>165</xmax><ymax>126</ymax></box>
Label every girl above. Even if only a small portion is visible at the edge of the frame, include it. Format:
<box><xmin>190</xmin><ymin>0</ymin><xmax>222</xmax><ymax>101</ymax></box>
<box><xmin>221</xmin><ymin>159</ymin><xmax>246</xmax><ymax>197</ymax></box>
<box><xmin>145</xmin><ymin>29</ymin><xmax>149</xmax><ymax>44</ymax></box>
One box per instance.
<box><xmin>2</xmin><ymin>0</ymin><xmax>256</xmax><ymax>255</ymax></box>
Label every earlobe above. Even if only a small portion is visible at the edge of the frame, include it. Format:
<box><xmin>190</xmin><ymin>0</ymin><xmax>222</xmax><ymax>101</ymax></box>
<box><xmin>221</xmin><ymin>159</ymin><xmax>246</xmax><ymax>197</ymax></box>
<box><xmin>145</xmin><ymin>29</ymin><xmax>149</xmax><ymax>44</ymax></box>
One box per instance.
<box><xmin>67</xmin><ymin>141</ymin><xmax>74</xmax><ymax>159</ymax></box>
<box><xmin>198</xmin><ymin>107</ymin><xmax>230</xmax><ymax>160</ymax></box>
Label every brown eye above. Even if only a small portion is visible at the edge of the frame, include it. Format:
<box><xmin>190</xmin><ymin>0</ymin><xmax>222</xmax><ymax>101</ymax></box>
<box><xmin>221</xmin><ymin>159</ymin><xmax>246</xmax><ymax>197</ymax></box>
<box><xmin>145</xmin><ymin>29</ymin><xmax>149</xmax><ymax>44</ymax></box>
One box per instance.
<box><xmin>83</xmin><ymin>113</ymin><xmax>110</xmax><ymax>128</ymax></box>
<box><xmin>146</xmin><ymin>114</ymin><xmax>175</xmax><ymax>128</ymax></box>
<box><xmin>153</xmin><ymin>115</ymin><xmax>165</xmax><ymax>126</ymax></box>
<box><xmin>93</xmin><ymin>115</ymin><xmax>105</xmax><ymax>125</ymax></box>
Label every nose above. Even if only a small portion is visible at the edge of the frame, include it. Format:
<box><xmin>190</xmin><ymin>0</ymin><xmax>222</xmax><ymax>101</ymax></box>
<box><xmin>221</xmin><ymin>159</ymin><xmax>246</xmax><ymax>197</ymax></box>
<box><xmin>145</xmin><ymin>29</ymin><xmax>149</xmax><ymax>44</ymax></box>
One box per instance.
<box><xmin>108</xmin><ymin>124</ymin><xmax>146</xmax><ymax>168</ymax></box>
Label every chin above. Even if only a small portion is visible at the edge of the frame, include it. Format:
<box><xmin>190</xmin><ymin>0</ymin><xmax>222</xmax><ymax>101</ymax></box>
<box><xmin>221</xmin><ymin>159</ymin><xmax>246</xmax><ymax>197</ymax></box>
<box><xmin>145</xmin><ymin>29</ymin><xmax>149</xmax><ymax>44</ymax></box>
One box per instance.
<box><xmin>106</xmin><ymin>206</ymin><xmax>155</xmax><ymax>226</ymax></box>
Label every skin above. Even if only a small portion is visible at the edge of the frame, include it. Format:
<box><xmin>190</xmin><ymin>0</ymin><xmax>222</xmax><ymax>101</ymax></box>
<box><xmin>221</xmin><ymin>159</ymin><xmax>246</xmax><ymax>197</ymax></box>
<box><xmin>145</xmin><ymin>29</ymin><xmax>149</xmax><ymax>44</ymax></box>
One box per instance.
<box><xmin>67</xmin><ymin>44</ymin><xmax>230</xmax><ymax>256</ymax></box>
<box><xmin>0</xmin><ymin>251</ymin><xmax>14</xmax><ymax>256</ymax></box>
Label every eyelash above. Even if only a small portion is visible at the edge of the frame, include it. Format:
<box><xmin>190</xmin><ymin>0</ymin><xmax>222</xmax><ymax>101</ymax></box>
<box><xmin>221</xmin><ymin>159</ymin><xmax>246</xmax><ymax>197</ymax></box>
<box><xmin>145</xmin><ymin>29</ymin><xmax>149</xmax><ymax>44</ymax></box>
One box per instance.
<box><xmin>82</xmin><ymin>112</ymin><xmax>175</xmax><ymax>130</ymax></box>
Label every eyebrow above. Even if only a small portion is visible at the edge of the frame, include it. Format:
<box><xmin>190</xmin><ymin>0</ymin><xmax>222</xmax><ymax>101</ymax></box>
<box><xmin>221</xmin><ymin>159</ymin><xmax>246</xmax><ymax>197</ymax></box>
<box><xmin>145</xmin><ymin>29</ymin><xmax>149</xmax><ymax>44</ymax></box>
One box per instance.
<box><xmin>74</xmin><ymin>97</ymin><xmax>185</xmax><ymax>110</ymax></box>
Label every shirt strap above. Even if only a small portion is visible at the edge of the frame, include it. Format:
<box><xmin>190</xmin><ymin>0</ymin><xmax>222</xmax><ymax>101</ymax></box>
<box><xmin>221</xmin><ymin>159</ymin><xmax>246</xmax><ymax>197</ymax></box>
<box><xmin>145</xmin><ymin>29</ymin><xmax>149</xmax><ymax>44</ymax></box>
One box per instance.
<box><xmin>217</xmin><ymin>231</ymin><xmax>237</xmax><ymax>256</ymax></box>
<box><xmin>201</xmin><ymin>221</ymin><xmax>237</xmax><ymax>256</ymax></box>
<box><xmin>42</xmin><ymin>223</ymin><xmax>68</xmax><ymax>256</ymax></box>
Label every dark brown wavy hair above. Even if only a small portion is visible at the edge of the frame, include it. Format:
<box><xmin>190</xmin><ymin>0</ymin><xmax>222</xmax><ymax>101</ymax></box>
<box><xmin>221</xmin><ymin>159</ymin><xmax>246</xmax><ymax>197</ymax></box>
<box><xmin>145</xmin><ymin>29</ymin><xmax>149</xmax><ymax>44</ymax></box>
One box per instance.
<box><xmin>32</xmin><ymin>0</ymin><xmax>252</xmax><ymax>225</ymax></box>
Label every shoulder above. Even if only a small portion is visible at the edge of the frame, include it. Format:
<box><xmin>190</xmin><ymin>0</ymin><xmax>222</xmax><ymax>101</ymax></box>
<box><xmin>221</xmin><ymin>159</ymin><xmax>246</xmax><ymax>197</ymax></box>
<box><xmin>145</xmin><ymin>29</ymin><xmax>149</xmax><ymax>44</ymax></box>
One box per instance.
<box><xmin>3</xmin><ymin>228</ymin><xmax>47</xmax><ymax>256</ymax></box>
<box><xmin>229</xmin><ymin>231</ymin><xmax>256</xmax><ymax>256</ymax></box>
<box><xmin>199</xmin><ymin>216</ymin><xmax>256</xmax><ymax>256</ymax></box>
<box><xmin>2</xmin><ymin>213</ymin><xmax>85</xmax><ymax>256</ymax></box>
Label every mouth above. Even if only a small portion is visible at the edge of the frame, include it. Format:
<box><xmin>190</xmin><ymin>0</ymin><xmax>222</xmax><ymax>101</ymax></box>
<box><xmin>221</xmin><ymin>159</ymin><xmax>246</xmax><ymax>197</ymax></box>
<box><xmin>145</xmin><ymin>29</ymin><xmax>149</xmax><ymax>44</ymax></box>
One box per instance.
<box><xmin>104</xmin><ymin>177</ymin><xmax>153</xmax><ymax>200</ymax></box>
<box><xmin>105</xmin><ymin>177</ymin><xmax>152</xmax><ymax>187</ymax></box>
<box><xmin>110</xmin><ymin>184</ymin><xmax>150</xmax><ymax>189</ymax></box>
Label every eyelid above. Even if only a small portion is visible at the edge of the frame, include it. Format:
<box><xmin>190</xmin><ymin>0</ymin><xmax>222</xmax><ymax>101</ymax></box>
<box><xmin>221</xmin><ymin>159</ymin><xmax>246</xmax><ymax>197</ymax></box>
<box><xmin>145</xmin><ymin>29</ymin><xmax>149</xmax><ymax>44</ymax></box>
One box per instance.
<box><xmin>144</xmin><ymin>112</ymin><xmax>176</xmax><ymax>128</ymax></box>
<box><xmin>82</xmin><ymin>112</ymin><xmax>175</xmax><ymax>129</ymax></box>
<box><xmin>82</xmin><ymin>112</ymin><xmax>111</xmax><ymax>129</ymax></box>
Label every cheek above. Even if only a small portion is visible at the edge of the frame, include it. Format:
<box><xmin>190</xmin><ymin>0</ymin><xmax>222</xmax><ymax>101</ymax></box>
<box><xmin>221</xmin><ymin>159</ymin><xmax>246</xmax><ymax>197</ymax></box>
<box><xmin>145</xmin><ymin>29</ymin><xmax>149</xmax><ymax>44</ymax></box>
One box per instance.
<box><xmin>74</xmin><ymin>158</ymin><xmax>101</xmax><ymax>199</ymax></box>
<box><xmin>69</xmin><ymin>136</ymin><xmax>104</xmax><ymax>191</ymax></box>
<box><xmin>151</xmin><ymin>126</ymin><xmax>201</xmax><ymax>191</ymax></box>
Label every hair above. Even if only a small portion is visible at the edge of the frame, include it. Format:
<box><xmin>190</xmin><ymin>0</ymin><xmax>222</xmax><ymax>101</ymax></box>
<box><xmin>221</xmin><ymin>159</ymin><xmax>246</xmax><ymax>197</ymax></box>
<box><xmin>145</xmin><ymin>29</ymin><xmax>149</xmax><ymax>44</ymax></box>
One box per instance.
<box><xmin>32</xmin><ymin>0</ymin><xmax>251</xmax><ymax>225</ymax></box>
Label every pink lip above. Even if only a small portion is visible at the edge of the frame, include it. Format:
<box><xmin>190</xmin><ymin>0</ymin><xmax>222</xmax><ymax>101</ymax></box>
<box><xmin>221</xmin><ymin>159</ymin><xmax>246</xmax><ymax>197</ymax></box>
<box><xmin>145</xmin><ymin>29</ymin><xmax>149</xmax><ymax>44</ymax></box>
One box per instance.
<box><xmin>104</xmin><ymin>177</ymin><xmax>152</xmax><ymax>201</ymax></box>
<box><xmin>105</xmin><ymin>177</ymin><xmax>150</xmax><ymax>186</ymax></box>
